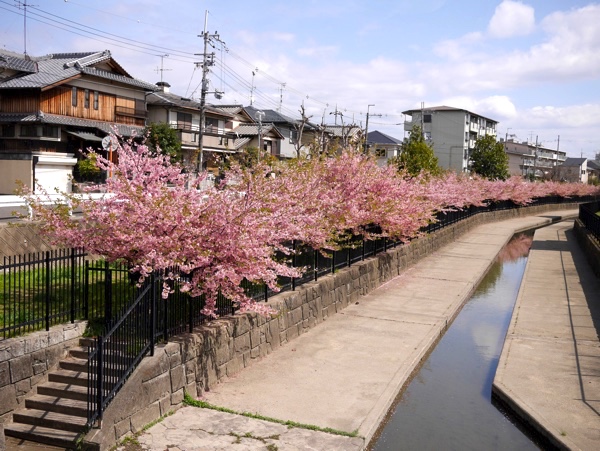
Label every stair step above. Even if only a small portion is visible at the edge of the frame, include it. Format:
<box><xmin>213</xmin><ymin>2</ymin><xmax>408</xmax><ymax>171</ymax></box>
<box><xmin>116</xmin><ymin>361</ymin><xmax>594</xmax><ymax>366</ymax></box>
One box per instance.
<box><xmin>48</xmin><ymin>369</ymin><xmax>88</xmax><ymax>387</ymax></box>
<box><xmin>69</xmin><ymin>347</ymin><xmax>91</xmax><ymax>360</ymax></box>
<box><xmin>25</xmin><ymin>395</ymin><xmax>88</xmax><ymax>418</ymax></box>
<box><xmin>13</xmin><ymin>410</ymin><xmax>88</xmax><ymax>433</ymax></box>
<box><xmin>4</xmin><ymin>423</ymin><xmax>79</xmax><ymax>448</ymax></box>
<box><xmin>37</xmin><ymin>382</ymin><xmax>88</xmax><ymax>402</ymax></box>
<box><xmin>59</xmin><ymin>357</ymin><xmax>90</xmax><ymax>373</ymax></box>
<box><xmin>79</xmin><ymin>337</ymin><xmax>97</xmax><ymax>348</ymax></box>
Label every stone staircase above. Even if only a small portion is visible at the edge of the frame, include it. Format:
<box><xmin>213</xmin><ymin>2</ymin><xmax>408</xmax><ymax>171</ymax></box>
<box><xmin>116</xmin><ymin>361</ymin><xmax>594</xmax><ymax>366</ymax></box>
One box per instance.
<box><xmin>4</xmin><ymin>338</ymin><xmax>96</xmax><ymax>449</ymax></box>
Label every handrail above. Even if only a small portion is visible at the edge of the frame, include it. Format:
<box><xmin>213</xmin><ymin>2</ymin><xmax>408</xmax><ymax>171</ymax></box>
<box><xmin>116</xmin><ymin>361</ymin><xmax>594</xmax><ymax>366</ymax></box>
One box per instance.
<box><xmin>579</xmin><ymin>201</ymin><xmax>600</xmax><ymax>242</ymax></box>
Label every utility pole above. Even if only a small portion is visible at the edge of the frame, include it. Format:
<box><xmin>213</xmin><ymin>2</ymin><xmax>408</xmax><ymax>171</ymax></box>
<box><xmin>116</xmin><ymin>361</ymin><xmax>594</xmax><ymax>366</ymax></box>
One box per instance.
<box><xmin>364</xmin><ymin>104</ymin><xmax>381</xmax><ymax>154</ymax></box>
<box><xmin>195</xmin><ymin>11</ymin><xmax>224</xmax><ymax>174</ymax></box>
<box><xmin>255</xmin><ymin>110</ymin><xmax>265</xmax><ymax>160</ymax></box>
<box><xmin>532</xmin><ymin>135</ymin><xmax>539</xmax><ymax>180</ymax></box>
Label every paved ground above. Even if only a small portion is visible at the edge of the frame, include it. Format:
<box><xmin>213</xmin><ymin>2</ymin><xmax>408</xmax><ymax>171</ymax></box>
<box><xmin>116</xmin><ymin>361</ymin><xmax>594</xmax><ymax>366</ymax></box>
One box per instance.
<box><xmin>128</xmin><ymin>210</ymin><xmax>596</xmax><ymax>451</ymax></box>
<box><xmin>493</xmin><ymin>220</ymin><xmax>600</xmax><ymax>450</ymax></box>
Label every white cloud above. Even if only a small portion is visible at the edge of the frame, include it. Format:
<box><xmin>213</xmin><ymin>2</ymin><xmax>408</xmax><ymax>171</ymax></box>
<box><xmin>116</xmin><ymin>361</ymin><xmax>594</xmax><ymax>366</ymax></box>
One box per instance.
<box><xmin>297</xmin><ymin>45</ymin><xmax>338</xmax><ymax>58</ymax></box>
<box><xmin>488</xmin><ymin>1</ymin><xmax>535</xmax><ymax>39</ymax></box>
<box><xmin>438</xmin><ymin>95</ymin><xmax>517</xmax><ymax>121</ymax></box>
<box><xmin>434</xmin><ymin>32</ymin><xmax>483</xmax><ymax>60</ymax></box>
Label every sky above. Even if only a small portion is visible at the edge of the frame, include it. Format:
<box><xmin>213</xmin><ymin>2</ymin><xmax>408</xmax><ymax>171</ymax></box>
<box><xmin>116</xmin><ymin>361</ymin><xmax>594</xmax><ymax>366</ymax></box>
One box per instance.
<box><xmin>1</xmin><ymin>0</ymin><xmax>599</xmax><ymax>159</ymax></box>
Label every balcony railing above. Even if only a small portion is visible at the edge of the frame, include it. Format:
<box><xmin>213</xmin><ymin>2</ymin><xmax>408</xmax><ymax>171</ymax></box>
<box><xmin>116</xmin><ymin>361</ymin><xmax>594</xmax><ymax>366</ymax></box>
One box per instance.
<box><xmin>114</xmin><ymin>106</ymin><xmax>147</xmax><ymax>119</ymax></box>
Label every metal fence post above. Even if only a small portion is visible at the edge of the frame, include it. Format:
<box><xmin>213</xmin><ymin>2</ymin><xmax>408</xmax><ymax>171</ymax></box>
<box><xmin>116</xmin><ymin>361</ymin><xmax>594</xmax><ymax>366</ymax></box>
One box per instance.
<box><xmin>96</xmin><ymin>338</ymin><xmax>104</xmax><ymax>426</ymax></box>
<box><xmin>70</xmin><ymin>248</ymin><xmax>76</xmax><ymax>323</ymax></box>
<box><xmin>84</xmin><ymin>260</ymin><xmax>89</xmax><ymax>320</ymax></box>
<box><xmin>104</xmin><ymin>261</ymin><xmax>112</xmax><ymax>324</ymax></box>
<box><xmin>150</xmin><ymin>273</ymin><xmax>156</xmax><ymax>356</ymax></box>
<box><xmin>291</xmin><ymin>240</ymin><xmax>296</xmax><ymax>291</ymax></box>
<box><xmin>314</xmin><ymin>249</ymin><xmax>318</xmax><ymax>282</ymax></box>
<box><xmin>45</xmin><ymin>251</ymin><xmax>51</xmax><ymax>332</ymax></box>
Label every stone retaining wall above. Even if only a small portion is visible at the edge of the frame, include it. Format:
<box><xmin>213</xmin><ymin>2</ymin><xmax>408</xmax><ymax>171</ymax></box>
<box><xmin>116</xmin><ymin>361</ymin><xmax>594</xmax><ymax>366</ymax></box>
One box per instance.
<box><xmin>82</xmin><ymin>202</ymin><xmax>580</xmax><ymax>450</ymax></box>
<box><xmin>0</xmin><ymin>321</ymin><xmax>87</xmax><ymax>438</ymax></box>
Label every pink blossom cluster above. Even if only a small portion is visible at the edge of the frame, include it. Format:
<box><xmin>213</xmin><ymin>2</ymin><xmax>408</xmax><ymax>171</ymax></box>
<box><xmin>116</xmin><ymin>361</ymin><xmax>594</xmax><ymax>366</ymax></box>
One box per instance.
<box><xmin>20</xmin><ymin>137</ymin><xmax>600</xmax><ymax>317</ymax></box>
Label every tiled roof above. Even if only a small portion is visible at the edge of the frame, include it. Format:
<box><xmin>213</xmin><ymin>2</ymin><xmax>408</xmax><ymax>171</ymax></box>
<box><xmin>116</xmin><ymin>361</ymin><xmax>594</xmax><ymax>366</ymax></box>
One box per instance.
<box><xmin>0</xmin><ymin>50</ymin><xmax>155</xmax><ymax>91</ymax></box>
<box><xmin>561</xmin><ymin>157</ymin><xmax>587</xmax><ymax>167</ymax></box>
<box><xmin>243</xmin><ymin>106</ymin><xmax>297</xmax><ymax>124</ymax></box>
<box><xmin>0</xmin><ymin>52</ymin><xmax>36</xmax><ymax>73</ymax></box>
<box><xmin>212</xmin><ymin>105</ymin><xmax>244</xmax><ymax>115</ymax></box>
<box><xmin>367</xmin><ymin>130</ymin><xmax>402</xmax><ymax>145</ymax></box>
<box><xmin>0</xmin><ymin>112</ymin><xmax>144</xmax><ymax>137</ymax></box>
<box><xmin>147</xmin><ymin>91</ymin><xmax>202</xmax><ymax>109</ymax></box>
<box><xmin>233</xmin><ymin>123</ymin><xmax>283</xmax><ymax>139</ymax></box>
<box><xmin>323</xmin><ymin>124</ymin><xmax>361</xmax><ymax>138</ymax></box>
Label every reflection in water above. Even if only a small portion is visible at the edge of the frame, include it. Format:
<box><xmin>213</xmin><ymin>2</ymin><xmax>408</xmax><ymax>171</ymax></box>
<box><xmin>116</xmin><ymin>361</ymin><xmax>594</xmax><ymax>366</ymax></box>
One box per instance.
<box><xmin>497</xmin><ymin>234</ymin><xmax>533</xmax><ymax>263</ymax></box>
<box><xmin>371</xmin><ymin>234</ymin><xmax>537</xmax><ymax>451</ymax></box>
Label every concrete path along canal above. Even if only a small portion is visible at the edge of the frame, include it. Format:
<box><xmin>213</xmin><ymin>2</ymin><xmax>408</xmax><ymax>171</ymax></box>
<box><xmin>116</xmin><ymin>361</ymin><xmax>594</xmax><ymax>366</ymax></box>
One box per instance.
<box><xmin>130</xmin><ymin>210</ymin><xmax>597</xmax><ymax>451</ymax></box>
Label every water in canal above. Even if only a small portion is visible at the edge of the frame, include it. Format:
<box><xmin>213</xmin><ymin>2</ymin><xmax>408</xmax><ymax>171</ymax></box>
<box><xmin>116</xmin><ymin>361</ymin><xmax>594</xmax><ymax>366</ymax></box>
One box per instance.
<box><xmin>370</xmin><ymin>233</ymin><xmax>539</xmax><ymax>451</ymax></box>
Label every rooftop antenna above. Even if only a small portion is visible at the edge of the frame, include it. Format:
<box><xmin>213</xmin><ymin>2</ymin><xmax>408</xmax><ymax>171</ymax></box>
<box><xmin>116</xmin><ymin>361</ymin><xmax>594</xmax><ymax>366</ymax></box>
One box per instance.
<box><xmin>250</xmin><ymin>68</ymin><xmax>258</xmax><ymax>105</ymax></box>
<box><xmin>278</xmin><ymin>82</ymin><xmax>286</xmax><ymax>112</ymax></box>
<box><xmin>15</xmin><ymin>1</ymin><xmax>37</xmax><ymax>56</ymax></box>
<box><xmin>154</xmin><ymin>54</ymin><xmax>171</xmax><ymax>83</ymax></box>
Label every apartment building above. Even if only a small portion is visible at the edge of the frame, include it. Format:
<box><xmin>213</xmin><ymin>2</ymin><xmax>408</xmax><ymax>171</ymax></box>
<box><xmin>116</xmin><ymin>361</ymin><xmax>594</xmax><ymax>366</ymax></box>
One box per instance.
<box><xmin>402</xmin><ymin>105</ymin><xmax>498</xmax><ymax>173</ymax></box>
<box><xmin>502</xmin><ymin>139</ymin><xmax>567</xmax><ymax>178</ymax></box>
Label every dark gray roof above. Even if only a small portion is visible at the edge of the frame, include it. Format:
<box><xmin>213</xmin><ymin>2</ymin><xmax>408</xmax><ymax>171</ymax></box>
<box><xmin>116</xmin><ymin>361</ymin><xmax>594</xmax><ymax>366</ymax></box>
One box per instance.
<box><xmin>587</xmin><ymin>160</ymin><xmax>600</xmax><ymax>170</ymax></box>
<box><xmin>0</xmin><ymin>112</ymin><xmax>144</xmax><ymax>137</ymax></box>
<box><xmin>147</xmin><ymin>91</ymin><xmax>202</xmax><ymax>110</ymax></box>
<box><xmin>561</xmin><ymin>157</ymin><xmax>587</xmax><ymax>167</ymax></box>
<box><xmin>0</xmin><ymin>51</ymin><xmax>36</xmax><ymax>73</ymax></box>
<box><xmin>243</xmin><ymin>106</ymin><xmax>298</xmax><ymax>125</ymax></box>
<box><xmin>0</xmin><ymin>50</ymin><xmax>156</xmax><ymax>91</ymax></box>
<box><xmin>367</xmin><ymin>130</ymin><xmax>402</xmax><ymax>145</ymax></box>
<box><xmin>323</xmin><ymin>124</ymin><xmax>361</xmax><ymax>138</ymax></box>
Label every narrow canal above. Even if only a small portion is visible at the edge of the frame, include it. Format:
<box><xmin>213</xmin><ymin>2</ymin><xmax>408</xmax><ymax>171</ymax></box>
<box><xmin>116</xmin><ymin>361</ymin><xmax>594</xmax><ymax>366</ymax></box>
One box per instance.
<box><xmin>370</xmin><ymin>233</ymin><xmax>539</xmax><ymax>451</ymax></box>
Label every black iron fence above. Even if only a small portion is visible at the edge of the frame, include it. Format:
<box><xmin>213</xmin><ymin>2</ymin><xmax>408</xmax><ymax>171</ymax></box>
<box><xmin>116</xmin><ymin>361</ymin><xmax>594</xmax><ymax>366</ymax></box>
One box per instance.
<box><xmin>1</xmin><ymin>248</ymin><xmax>86</xmax><ymax>339</ymax></box>
<box><xmin>579</xmin><ymin>201</ymin><xmax>600</xmax><ymax>242</ymax></box>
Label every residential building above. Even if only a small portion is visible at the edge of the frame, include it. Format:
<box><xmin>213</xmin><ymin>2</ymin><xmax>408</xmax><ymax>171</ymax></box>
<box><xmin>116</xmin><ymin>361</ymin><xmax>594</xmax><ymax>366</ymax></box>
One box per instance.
<box><xmin>587</xmin><ymin>160</ymin><xmax>599</xmax><ymax>184</ymax></box>
<box><xmin>402</xmin><ymin>105</ymin><xmax>498</xmax><ymax>173</ymax></box>
<box><xmin>502</xmin><ymin>139</ymin><xmax>567</xmax><ymax>178</ymax></box>
<box><xmin>366</xmin><ymin>130</ymin><xmax>402</xmax><ymax>167</ymax></box>
<box><xmin>555</xmin><ymin>157</ymin><xmax>589</xmax><ymax>183</ymax></box>
<box><xmin>0</xmin><ymin>50</ymin><xmax>156</xmax><ymax>194</ymax></box>
<box><xmin>147</xmin><ymin>82</ymin><xmax>238</xmax><ymax>174</ymax></box>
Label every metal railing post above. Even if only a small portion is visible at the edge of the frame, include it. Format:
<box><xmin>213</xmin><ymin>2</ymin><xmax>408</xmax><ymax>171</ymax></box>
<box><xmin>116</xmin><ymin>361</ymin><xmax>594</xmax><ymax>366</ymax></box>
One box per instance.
<box><xmin>291</xmin><ymin>240</ymin><xmax>296</xmax><ymax>291</ymax></box>
<box><xmin>84</xmin><ymin>260</ymin><xmax>89</xmax><ymax>320</ymax></box>
<box><xmin>96</xmin><ymin>338</ymin><xmax>104</xmax><ymax>426</ymax></box>
<box><xmin>70</xmin><ymin>248</ymin><xmax>76</xmax><ymax>323</ymax></box>
<box><xmin>150</xmin><ymin>273</ymin><xmax>156</xmax><ymax>356</ymax></box>
<box><xmin>104</xmin><ymin>261</ymin><xmax>112</xmax><ymax>324</ymax></box>
<box><xmin>45</xmin><ymin>251</ymin><xmax>50</xmax><ymax>331</ymax></box>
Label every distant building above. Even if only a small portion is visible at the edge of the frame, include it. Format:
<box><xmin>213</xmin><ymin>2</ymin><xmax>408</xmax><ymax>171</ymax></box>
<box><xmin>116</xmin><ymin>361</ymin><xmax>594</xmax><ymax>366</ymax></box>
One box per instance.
<box><xmin>555</xmin><ymin>157</ymin><xmax>589</xmax><ymax>183</ymax></box>
<box><xmin>366</xmin><ymin>130</ymin><xmax>402</xmax><ymax>167</ymax></box>
<box><xmin>502</xmin><ymin>139</ymin><xmax>567</xmax><ymax>178</ymax></box>
<box><xmin>402</xmin><ymin>105</ymin><xmax>498</xmax><ymax>173</ymax></box>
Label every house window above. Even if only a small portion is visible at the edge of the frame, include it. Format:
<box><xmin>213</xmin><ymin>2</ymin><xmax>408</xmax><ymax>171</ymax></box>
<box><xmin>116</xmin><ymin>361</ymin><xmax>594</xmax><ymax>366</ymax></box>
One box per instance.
<box><xmin>0</xmin><ymin>124</ymin><xmax>15</xmax><ymax>137</ymax></box>
<box><xmin>93</xmin><ymin>91</ymin><xmax>99</xmax><ymax>110</ymax></box>
<box><xmin>290</xmin><ymin>129</ymin><xmax>297</xmax><ymax>144</ymax></box>
<box><xmin>375</xmin><ymin>148</ymin><xmax>386</xmax><ymax>157</ymax></box>
<box><xmin>84</xmin><ymin>89</ymin><xmax>90</xmax><ymax>109</ymax></box>
<box><xmin>42</xmin><ymin>125</ymin><xmax>59</xmax><ymax>138</ymax></box>
<box><xmin>71</xmin><ymin>87</ymin><xmax>78</xmax><ymax>107</ymax></box>
<box><xmin>177</xmin><ymin>112</ymin><xmax>192</xmax><ymax>130</ymax></box>
<box><xmin>219</xmin><ymin>136</ymin><xmax>228</xmax><ymax>146</ymax></box>
<box><xmin>20</xmin><ymin>125</ymin><xmax>39</xmax><ymax>137</ymax></box>
<box><xmin>205</xmin><ymin>117</ymin><xmax>219</xmax><ymax>133</ymax></box>
<box><xmin>423</xmin><ymin>114</ymin><xmax>432</xmax><ymax>123</ymax></box>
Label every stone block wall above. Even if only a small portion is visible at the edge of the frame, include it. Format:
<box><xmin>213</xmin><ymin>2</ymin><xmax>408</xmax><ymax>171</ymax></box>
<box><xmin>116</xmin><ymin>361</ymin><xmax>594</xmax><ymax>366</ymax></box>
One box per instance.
<box><xmin>0</xmin><ymin>321</ymin><xmax>87</xmax><ymax>443</ymax></box>
<box><xmin>83</xmin><ymin>203</ymin><xmax>581</xmax><ymax>450</ymax></box>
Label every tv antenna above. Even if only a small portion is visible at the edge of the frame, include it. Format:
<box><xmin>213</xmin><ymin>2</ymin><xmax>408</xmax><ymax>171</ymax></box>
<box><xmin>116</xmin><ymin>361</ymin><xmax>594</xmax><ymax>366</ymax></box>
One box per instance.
<box><xmin>15</xmin><ymin>1</ymin><xmax>37</xmax><ymax>56</ymax></box>
<box><xmin>154</xmin><ymin>54</ymin><xmax>171</xmax><ymax>83</ymax></box>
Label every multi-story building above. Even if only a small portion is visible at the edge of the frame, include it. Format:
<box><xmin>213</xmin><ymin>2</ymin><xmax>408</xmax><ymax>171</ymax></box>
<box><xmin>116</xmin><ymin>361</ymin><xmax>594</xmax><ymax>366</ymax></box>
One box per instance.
<box><xmin>0</xmin><ymin>50</ymin><xmax>156</xmax><ymax>194</ymax></box>
<box><xmin>502</xmin><ymin>139</ymin><xmax>567</xmax><ymax>178</ymax></box>
<box><xmin>402</xmin><ymin>105</ymin><xmax>498</xmax><ymax>173</ymax></box>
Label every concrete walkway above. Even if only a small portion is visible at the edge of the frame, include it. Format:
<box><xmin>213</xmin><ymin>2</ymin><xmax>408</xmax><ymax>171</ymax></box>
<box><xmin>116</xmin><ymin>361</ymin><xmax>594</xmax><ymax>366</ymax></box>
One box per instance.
<box><xmin>493</xmin><ymin>220</ymin><xmax>600</xmax><ymax>450</ymax></box>
<box><xmin>132</xmin><ymin>210</ymin><xmax>594</xmax><ymax>451</ymax></box>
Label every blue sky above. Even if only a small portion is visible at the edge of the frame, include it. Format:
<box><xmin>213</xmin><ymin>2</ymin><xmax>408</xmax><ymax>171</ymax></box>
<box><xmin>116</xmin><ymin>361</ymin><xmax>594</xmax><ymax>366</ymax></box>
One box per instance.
<box><xmin>1</xmin><ymin>0</ymin><xmax>599</xmax><ymax>158</ymax></box>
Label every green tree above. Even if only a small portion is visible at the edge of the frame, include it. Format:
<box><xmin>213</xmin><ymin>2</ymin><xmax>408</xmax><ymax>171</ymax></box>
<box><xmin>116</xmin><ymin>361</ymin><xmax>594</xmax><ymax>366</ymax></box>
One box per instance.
<box><xmin>389</xmin><ymin>125</ymin><xmax>441</xmax><ymax>176</ymax></box>
<box><xmin>470</xmin><ymin>135</ymin><xmax>509</xmax><ymax>180</ymax></box>
<box><xmin>145</xmin><ymin>122</ymin><xmax>182</xmax><ymax>162</ymax></box>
